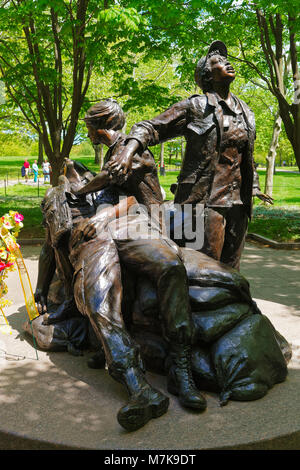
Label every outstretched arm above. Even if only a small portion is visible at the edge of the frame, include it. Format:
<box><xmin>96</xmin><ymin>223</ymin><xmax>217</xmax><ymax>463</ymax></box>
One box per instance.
<box><xmin>82</xmin><ymin>196</ymin><xmax>138</xmax><ymax>240</ymax></box>
<box><xmin>253</xmin><ymin>188</ymin><xmax>274</xmax><ymax>205</ymax></box>
<box><xmin>107</xmin><ymin>99</ymin><xmax>189</xmax><ymax>177</ymax></box>
<box><xmin>73</xmin><ymin>140</ymin><xmax>140</xmax><ymax>195</ymax></box>
<box><xmin>74</xmin><ymin>169</ymin><xmax>111</xmax><ymax>195</ymax></box>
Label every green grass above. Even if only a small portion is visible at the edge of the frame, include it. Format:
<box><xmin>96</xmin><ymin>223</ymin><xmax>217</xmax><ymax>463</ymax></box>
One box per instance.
<box><xmin>0</xmin><ymin>182</ymin><xmax>48</xmax><ymax>238</ymax></box>
<box><xmin>0</xmin><ymin>156</ymin><xmax>38</xmax><ymax>180</ymax></box>
<box><xmin>253</xmin><ymin>170</ymin><xmax>300</xmax><ymax>206</ymax></box>
<box><xmin>158</xmin><ymin>169</ymin><xmax>300</xmax><ymax>206</ymax></box>
<box><xmin>0</xmin><ymin>196</ymin><xmax>46</xmax><ymax>238</ymax></box>
<box><xmin>0</xmin><ymin>182</ymin><xmax>48</xmax><ymax>198</ymax></box>
<box><xmin>249</xmin><ymin>206</ymin><xmax>300</xmax><ymax>243</ymax></box>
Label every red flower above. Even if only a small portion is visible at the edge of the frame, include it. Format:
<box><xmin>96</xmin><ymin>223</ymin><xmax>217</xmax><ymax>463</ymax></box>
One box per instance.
<box><xmin>0</xmin><ymin>261</ymin><xmax>14</xmax><ymax>272</ymax></box>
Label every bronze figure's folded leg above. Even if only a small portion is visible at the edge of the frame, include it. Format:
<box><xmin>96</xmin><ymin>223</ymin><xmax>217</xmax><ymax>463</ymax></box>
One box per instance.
<box><xmin>72</xmin><ymin>236</ymin><xmax>169</xmax><ymax>431</ymax></box>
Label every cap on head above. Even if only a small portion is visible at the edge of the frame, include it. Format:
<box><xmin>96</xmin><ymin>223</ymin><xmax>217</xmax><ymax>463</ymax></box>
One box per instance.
<box><xmin>84</xmin><ymin>98</ymin><xmax>125</xmax><ymax>131</ymax></box>
<box><xmin>194</xmin><ymin>40</ymin><xmax>228</xmax><ymax>91</ymax></box>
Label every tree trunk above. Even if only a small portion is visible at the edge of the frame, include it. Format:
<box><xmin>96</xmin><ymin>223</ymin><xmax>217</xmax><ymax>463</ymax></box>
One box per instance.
<box><xmin>254</xmin><ymin>10</ymin><xmax>299</xmax><ymax>170</ymax></box>
<box><xmin>94</xmin><ymin>144</ymin><xmax>100</xmax><ymax>165</ymax></box>
<box><xmin>181</xmin><ymin>139</ymin><xmax>185</xmax><ymax>164</ymax></box>
<box><xmin>278</xmin><ymin>98</ymin><xmax>300</xmax><ymax>170</ymax></box>
<box><xmin>93</xmin><ymin>144</ymin><xmax>104</xmax><ymax>170</ymax></box>
<box><xmin>38</xmin><ymin>134</ymin><xmax>44</xmax><ymax>165</ymax></box>
<box><xmin>292</xmin><ymin>103</ymin><xmax>300</xmax><ymax>170</ymax></box>
<box><xmin>49</xmin><ymin>154</ymin><xmax>60</xmax><ymax>187</ymax></box>
<box><xmin>264</xmin><ymin>111</ymin><xmax>282</xmax><ymax>199</ymax></box>
<box><xmin>160</xmin><ymin>142</ymin><xmax>164</xmax><ymax>167</ymax></box>
<box><xmin>99</xmin><ymin>144</ymin><xmax>104</xmax><ymax>170</ymax></box>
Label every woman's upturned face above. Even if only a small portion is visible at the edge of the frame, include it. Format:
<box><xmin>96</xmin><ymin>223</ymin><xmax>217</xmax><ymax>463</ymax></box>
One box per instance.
<box><xmin>208</xmin><ymin>54</ymin><xmax>236</xmax><ymax>84</ymax></box>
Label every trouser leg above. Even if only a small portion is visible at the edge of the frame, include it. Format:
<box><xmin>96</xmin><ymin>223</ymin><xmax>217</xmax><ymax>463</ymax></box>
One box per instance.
<box><xmin>72</xmin><ymin>235</ymin><xmax>169</xmax><ymax>431</ymax></box>
<box><xmin>115</xmin><ymin>237</ymin><xmax>207</xmax><ymax>410</ymax></box>
<box><xmin>201</xmin><ymin>208</ymin><xmax>226</xmax><ymax>261</ymax></box>
<box><xmin>74</xmin><ymin>240</ymin><xmax>169</xmax><ymax>429</ymax></box>
<box><xmin>73</xmin><ymin>237</ymin><xmax>141</xmax><ymax>376</ymax></box>
<box><xmin>221</xmin><ymin>206</ymin><xmax>248</xmax><ymax>270</ymax></box>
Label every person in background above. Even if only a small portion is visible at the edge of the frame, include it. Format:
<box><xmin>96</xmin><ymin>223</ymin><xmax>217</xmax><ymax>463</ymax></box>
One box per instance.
<box><xmin>23</xmin><ymin>159</ymin><xmax>30</xmax><ymax>183</ymax></box>
<box><xmin>32</xmin><ymin>160</ymin><xmax>39</xmax><ymax>183</ymax></box>
<box><xmin>42</xmin><ymin>159</ymin><xmax>51</xmax><ymax>183</ymax></box>
<box><xmin>21</xmin><ymin>164</ymin><xmax>26</xmax><ymax>179</ymax></box>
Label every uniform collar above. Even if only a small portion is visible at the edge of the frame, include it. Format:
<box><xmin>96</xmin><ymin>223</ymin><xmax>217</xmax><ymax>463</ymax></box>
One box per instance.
<box><xmin>207</xmin><ymin>92</ymin><xmax>242</xmax><ymax>115</ymax></box>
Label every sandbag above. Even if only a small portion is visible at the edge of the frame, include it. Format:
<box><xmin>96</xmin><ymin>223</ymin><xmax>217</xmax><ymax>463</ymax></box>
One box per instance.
<box><xmin>134</xmin><ymin>275</ymin><xmax>247</xmax><ymax>322</ymax></box>
<box><xmin>273</xmin><ymin>328</ymin><xmax>292</xmax><ymax>364</ymax></box>
<box><xmin>189</xmin><ymin>286</ymin><xmax>239</xmax><ymax>311</ymax></box>
<box><xmin>211</xmin><ymin>314</ymin><xmax>288</xmax><ymax>406</ymax></box>
<box><xmin>192</xmin><ymin>302</ymin><xmax>252</xmax><ymax>345</ymax></box>
<box><xmin>191</xmin><ymin>346</ymin><xmax>219</xmax><ymax>392</ymax></box>
<box><xmin>181</xmin><ymin>248</ymin><xmax>253</xmax><ymax>306</ymax></box>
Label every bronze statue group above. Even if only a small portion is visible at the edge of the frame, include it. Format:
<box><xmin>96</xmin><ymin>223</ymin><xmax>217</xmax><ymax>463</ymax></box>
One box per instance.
<box><xmin>26</xmin><ymin>41</ymin><xmax>290</xmax><ymax>432</ymax></box>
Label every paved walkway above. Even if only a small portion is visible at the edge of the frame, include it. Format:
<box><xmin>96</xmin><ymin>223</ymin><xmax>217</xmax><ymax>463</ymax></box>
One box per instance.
<box><xmin>0</xmin><ymin>178</ymin><xmax>49</xmax><ymax>188</ymax></box>
<box><xmin>0</xmin><ymin>242</ymin><xmax>299</xmax><ymax>450</ymax></box>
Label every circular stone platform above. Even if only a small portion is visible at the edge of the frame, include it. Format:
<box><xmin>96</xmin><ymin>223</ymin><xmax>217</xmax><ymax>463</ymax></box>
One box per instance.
<box><xmin>0</xmin><ymin>296</ymin><xmax>299</xmax><ymax>451</ymax></box>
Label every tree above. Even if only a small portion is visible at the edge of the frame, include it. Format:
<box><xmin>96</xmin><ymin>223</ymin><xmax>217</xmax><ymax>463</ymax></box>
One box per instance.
<box><xmin>264</xmin><ymin>110</ymin><xmax>282</xmax><ymax>199</ymax></box>
<box><xmin>237</xmin><ymin>2</ymin><xmax>300</xmax><ymax>170</ymax></box>
<box><xmin>1</xmin><ymin>0</ymin><xmax>298</xmax><ymax>178</ymax></box>
<box><xmin>128</xmin><ymin>1</ymin><xmax>299</xmax><ymax>168</ymax></box>
<box><xmin>0</xmin><ymin>0</ymin><xmax>143</xmax><ymax>184</ymax></box>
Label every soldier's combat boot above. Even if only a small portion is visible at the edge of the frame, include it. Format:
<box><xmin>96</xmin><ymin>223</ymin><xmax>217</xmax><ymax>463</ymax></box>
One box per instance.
<box><xmin>116</xmin><ymin>366</ymin><xmax>169</xmax><ymax>432</ymax></box>
<box><xmin>167</xmin><ymin>344</ymin><xmax>207</xmax><ymax>410</ymax></box>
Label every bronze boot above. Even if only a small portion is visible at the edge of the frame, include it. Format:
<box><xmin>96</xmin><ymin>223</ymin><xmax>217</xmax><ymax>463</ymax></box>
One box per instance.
<box><xmin>167</xmin><ymin>345</ymin><xmax>207</xmax><ymax>410</ymax></box>
<box><xmin>117</xmin><ymin>366</ymin><xmax>169</xmax><ymax>432</ymax></box>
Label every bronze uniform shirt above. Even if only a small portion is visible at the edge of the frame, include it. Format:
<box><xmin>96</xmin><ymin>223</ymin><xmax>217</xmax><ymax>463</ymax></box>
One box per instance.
<box><xmin>207</xmin><ymin>94</ymin><xmax>248</xmax><ymax>208</ymax></box>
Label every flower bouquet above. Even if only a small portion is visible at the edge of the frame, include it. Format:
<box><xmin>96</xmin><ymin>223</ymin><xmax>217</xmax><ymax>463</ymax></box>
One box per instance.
<box><xmin>0</xmin><ymin>211</ymin><xmax>24</xmax><ymax>310</ymax></box>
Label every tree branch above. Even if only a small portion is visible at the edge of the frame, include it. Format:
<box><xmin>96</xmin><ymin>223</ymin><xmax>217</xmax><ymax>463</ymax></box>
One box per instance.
<box><xmin>50</xmin><ymin>7</ymin><xmax>63</xmax><ymax>126</ymax></box>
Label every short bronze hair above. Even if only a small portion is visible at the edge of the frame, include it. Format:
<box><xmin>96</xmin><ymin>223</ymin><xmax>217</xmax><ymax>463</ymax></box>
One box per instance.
<box><xmin>84</xmin><ymin>98</ymin><xmax>125</xmax><ymax>131</ymax></box>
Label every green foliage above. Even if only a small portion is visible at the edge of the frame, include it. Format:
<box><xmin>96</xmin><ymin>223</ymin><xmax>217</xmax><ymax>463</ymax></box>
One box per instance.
<box><xmin>0</xmin><ymin>133</ymin><xmax>39</xmax><ymax>157</ymax></box>
<box><xmin>70</xmin><ymin>140</ymin><xmax>94</xmax><ymax>157</ymax></box>
<box><xmin>0</xmin><ymin>0</ymin><xmax>298</xmax><ymax>174</ymax></box>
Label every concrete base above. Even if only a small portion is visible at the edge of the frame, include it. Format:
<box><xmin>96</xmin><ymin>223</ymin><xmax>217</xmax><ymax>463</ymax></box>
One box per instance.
<box><xmin>0</xmin><ymin>303</ymin><xmax>299</xmax><ymax>450</ymax></box>
<box><xmin>0</xmin><ymin>245</ymin><xmax>299</xmax><ymax>450</ymax></box>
